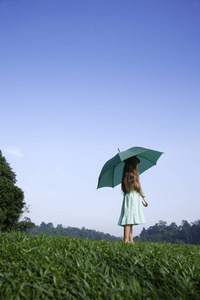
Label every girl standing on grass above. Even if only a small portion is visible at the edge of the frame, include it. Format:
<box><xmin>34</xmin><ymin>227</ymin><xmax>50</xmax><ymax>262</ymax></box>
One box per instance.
<box><xmin>118</xmin><ymin>156</ymin><xmax>147</xmax><ymax>243</ymax></box>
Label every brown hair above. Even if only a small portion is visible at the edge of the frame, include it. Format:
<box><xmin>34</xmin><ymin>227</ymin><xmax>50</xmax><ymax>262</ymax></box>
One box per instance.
<box><xmin>121</xmin><ymin>156</ymin><xmax>143</xmax><ymax>194</ymax></box>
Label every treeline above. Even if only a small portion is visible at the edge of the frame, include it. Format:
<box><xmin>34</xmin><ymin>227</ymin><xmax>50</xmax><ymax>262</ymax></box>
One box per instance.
<box><xmin>27</xmin><ymin>222</ymin><xmax>121</xmax><ymax>241</ymax></box>
<box><xmin>134</xmin><ymin>220</ymin><xmax>200</xmax><ymax>245</ymax></box>
<box><xmin>27</xmin><ymin>220</ymin><xmax>200</xmax><ymax>244</ymax></box>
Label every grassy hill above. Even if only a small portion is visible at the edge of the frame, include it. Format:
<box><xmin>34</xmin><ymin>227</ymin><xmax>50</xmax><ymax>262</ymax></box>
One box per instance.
<box><xmin>0</xmin><ymin>232</ymin><xmax>199</xmax><ymax>299</ymax></box>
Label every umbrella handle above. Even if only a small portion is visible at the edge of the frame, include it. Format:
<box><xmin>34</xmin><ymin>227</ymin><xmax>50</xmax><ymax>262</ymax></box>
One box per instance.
<box><xmin>142</xmin><ymin>197</ymin><xmax>148</xmax><ymax>207</ymax></box>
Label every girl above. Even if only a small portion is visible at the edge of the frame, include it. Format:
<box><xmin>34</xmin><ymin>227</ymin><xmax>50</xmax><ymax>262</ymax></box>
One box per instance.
<box><xmin>118</xmin><ymin>156</ymin><xmax>146</xmax><ymax>243</ymax></box>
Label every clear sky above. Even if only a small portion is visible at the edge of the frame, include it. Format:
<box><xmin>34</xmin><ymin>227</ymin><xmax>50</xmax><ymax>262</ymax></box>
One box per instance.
<box><xmin>1</xmin><ymin>0</ymin><xmax>200</xmax><ymax>237</ymax></box>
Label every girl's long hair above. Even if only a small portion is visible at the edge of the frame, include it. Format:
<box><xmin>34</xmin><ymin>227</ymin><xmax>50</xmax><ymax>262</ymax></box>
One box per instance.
<box><xmin>121</xmin><ymin>156</ymin><xmax>143</xmax><ymax>194</ymax></box>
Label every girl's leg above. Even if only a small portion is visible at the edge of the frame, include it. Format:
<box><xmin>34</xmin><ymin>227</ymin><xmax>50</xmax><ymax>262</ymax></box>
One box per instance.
<box><xmin>129</xmin><ymin>226</ymin><xmax>134</xmax><ymax>243</ymax></box>
<box><xmin>123</xmin><ymin>225</ymin><xmax>131</xmax><ymax>243</ymax></box>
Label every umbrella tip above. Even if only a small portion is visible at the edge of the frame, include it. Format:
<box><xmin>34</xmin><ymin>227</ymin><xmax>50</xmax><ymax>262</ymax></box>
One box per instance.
<box><xmin>118</xmin><ymin>148</ymin><xmax>120</xmax><ymax>152</ymax></box>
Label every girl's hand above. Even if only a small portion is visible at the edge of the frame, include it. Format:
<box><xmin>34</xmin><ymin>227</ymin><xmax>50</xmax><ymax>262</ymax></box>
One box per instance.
<box><xmin>142</xmin><ymin>196</ymin><xmax>148</xmax><ymax>207</ymax></box>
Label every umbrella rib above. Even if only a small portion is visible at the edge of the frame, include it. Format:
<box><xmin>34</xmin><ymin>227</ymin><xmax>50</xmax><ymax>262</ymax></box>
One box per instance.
<box><xmin>112</xmin><ymin>165</ymin><xmax>116</xmax><ymax>187</ymax></box>
<box><xmin>136</xmin><ymin>154</ymin><xmax>159</xmax><ymax>165</ymax></box>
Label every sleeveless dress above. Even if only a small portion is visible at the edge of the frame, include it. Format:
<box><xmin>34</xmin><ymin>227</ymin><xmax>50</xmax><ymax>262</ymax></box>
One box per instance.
<box><xmin>118</xmin><ymin>190</ymin><xmax>145</xmax><ymax>226</ymax></box>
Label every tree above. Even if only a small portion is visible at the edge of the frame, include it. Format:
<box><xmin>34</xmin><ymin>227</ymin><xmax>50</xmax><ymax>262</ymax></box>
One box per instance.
<box><xmin>179</xmin><ymin>220</ymin><xmax>192</xmax><ymax>244</ymax></box>
<box><xmin>0</xmin><ymin>150</ymin><xmax>26</xmax><ymax>231</ymax></box>
<box><xmin>190</xmin><ymin>220</ymin><xmax>200</xmax><ymax>245</ymax></box>
<box><xmin>17</xmin><ymin>217</ymin><xmax>35</xmax><ymax>232</ymax></box>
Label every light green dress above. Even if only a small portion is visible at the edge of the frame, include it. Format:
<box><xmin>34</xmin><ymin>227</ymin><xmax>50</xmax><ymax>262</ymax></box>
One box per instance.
<box><xmin>118</xmin><ymin>190</ymin><xmax>145</xmax><ymax>226</ymax></box>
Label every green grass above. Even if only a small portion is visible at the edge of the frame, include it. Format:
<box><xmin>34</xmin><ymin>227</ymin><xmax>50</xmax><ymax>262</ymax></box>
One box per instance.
<box><xmin>0</xmin><ymin>232</ymin><xmax>200</xmax><ymax>299</ymax></box>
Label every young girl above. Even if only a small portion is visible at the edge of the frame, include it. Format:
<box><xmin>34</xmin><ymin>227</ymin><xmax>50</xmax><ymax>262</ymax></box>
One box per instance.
<box><xmin>118</xmin><ymin>156</ymin><xmax>146</xmax><ymax>243</ymax></box>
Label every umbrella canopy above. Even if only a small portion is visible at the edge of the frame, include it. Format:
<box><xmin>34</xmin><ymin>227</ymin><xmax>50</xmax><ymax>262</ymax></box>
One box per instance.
<box><xmin>97</xmin><ymin>146</ymin><xmax>163</xmax><ymax>189</ymax></box>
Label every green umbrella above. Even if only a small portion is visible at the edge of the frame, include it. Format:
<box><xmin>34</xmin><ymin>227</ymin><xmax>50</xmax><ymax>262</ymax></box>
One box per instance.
<box><xmin>97</xmin><ymin>146</ymin><xmax>163</xmax><ymax>189</ymax></box>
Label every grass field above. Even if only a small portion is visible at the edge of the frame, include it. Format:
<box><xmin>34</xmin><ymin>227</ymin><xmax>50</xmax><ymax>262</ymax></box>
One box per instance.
<box><xmin>0</xmin><ymin>232</ymin><xmax>200</xmax><ymax>299</ymax></box>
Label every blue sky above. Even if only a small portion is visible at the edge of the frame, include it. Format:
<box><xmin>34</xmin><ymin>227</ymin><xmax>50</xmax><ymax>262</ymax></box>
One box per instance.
<box><xmin>1</xmin><ymin>0</ymin><xmax>200</xmax><ymax>237</ymax></box>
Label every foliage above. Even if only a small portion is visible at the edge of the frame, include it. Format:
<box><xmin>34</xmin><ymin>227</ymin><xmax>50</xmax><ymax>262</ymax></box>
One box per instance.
<box><xmin>0</xmin><ymin>232</ymin><xmax>200</xmax><ymax>299</ymax></box>
<box><xmin>0</xmin><ymin>151</ymin><xmax>34</xmax><ymax>231</ymax></box>
<box><xmin>135</xmin><ymin>219</ymin><xmax>200</xmax><ymax>245</ymax></box>
<box><xmin>17</xmin><ymin>217</ymin><xmax>35</xmax><ymax>232</ymax></box>
<box><xmin>27</xmin><ymin>222</ymin><xmax>121</xmax><ymax>241</ymax></box>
